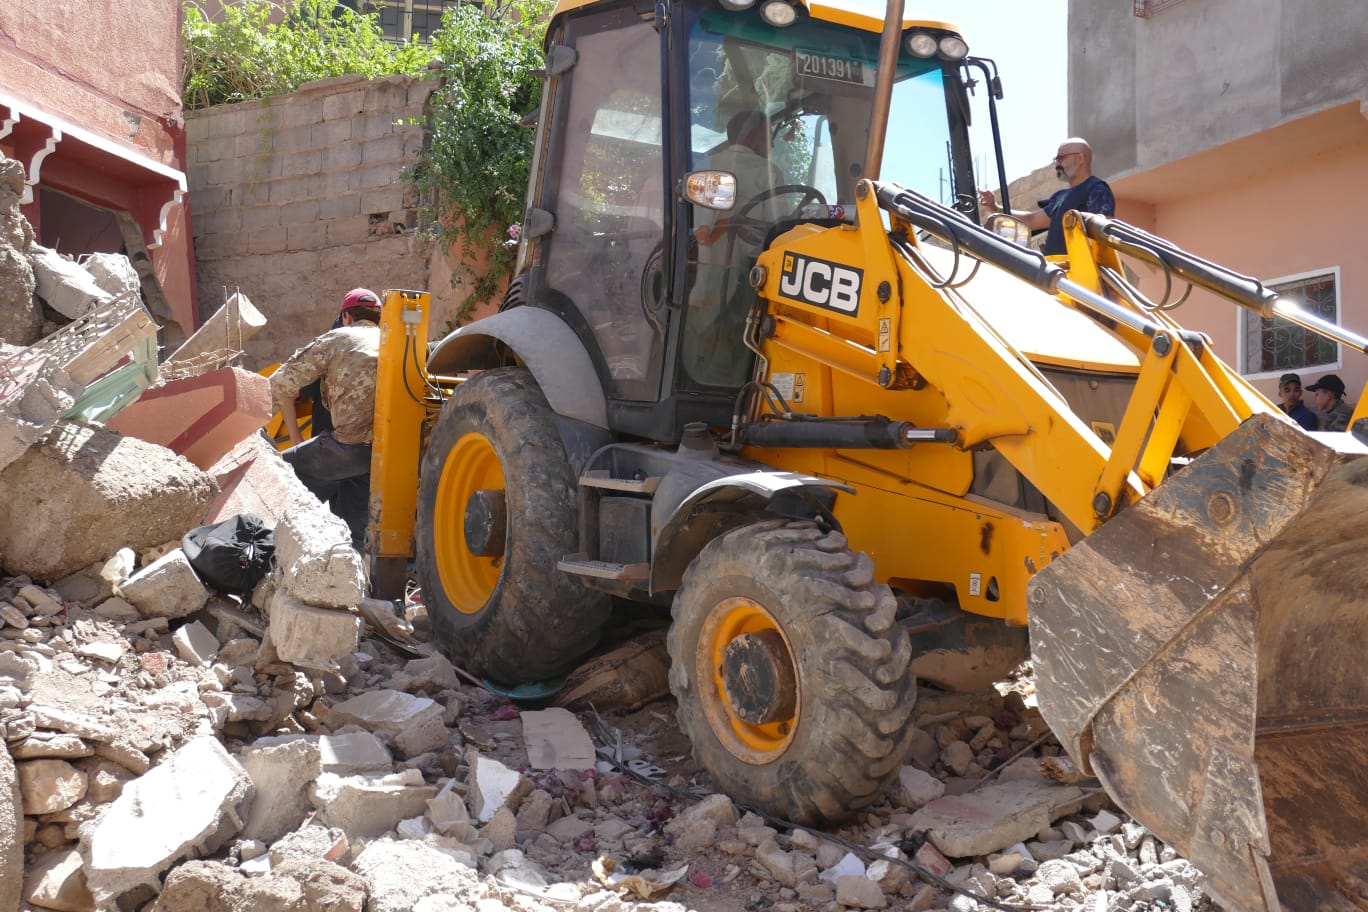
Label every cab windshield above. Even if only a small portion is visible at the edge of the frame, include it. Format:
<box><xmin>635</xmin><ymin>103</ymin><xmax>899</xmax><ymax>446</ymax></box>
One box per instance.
<box><xmin>681</xmin><ymin>8</ymin><xmax>965</xmax><ymax>388</ymax></box>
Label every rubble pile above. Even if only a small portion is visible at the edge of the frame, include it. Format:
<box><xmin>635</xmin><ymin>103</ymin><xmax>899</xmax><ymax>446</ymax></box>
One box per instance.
<box><xmin>0</xmin><ymin>555</ymin><xmax>1221</xmax><ymax>912</ymax></box>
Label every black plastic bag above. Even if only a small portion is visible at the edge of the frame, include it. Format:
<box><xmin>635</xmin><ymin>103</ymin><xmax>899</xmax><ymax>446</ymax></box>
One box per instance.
<box><xmin>182</xmin><ymin>513</ymin><xmax>275</xmax><ymax>595</ymax></box>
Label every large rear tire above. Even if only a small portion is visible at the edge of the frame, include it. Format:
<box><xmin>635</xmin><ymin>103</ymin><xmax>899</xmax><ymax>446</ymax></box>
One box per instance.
<box><xmin>416</xmin><ymin>367</ymin><xmax>609</xmax><ymax>682</ymax></box>
<box><xmin>666</xmin><ymin>520</ymin><xmax>917</xmax><ymax>826</ymax></box>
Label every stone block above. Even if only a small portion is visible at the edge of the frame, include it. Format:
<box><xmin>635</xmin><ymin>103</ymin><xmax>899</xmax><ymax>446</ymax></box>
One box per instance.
<box><xmin>23</xmin><ymin>847</ymin><xmax>95</xmax><ymax>912</ymax></box>
<box><xmin>274</xmin><ymin>504</ymin><xmax>366</xmax><ymax>608</ymax></box>
<box><xmin>119</xmin><ymin>549</ymin><xmax>210</xmax><ymax>619</ymax></box>
<box><xmin>172</xmin><ymin>620</ymin><xmax>220</xmax><ymax>666</ymax></box>
<box><xmin>349</xmin><ymin>839</ymin><xmax>481</xmax><ymax>912</ymax></box>
<box><xmin>106</xmin><ymin>368</ymin><xmax>271</xmax><ymax>470</ymax></box>
<box><xmin>82</xmin><ymin>736</ymin><xmax>253</xmax><ymax>902</ymax></box>
<box><xmin>318</xmin><ymin>731</ymin><xmax>393</xmax><ymax>775</ymax></box>
<box><xmin>907</xmin><ymin>781</ymin><xmax>1086</xmax><ymax>859</ymax></box>
<box><xmin>17</xmin><ymin>758</ymin><xmax>87</xmax><ymax>814</ymax></box>
<box><xmin>266</xmin><ymin>589</ymin><xmax>360</xmax><ymax>670</ymax></box>
<box><xmin>309</xmin><ymin>771</ymin><xmax>438</xmax><ymax>838</ymax></box>
<box><xmin>895</xmin><ymin>765</ymin><xmax>946</xmax><ymax>809</ymax></box>
<box><xmin>0</xmin><ymin>422</ymin><xmax>216</xmax><ymax>581</ymax></box>
<box><xmin>154</xmin><ymin>857</ymin><xmax>367</xmax><ymax>912</ymax></box>
<box><xmin>329</xmin><ymin>690</ymin><xmax>445</xmax><ymax>759</ymax></box>
<box><xmin>239</xmin><ymin>736</ymin><xmax>320</xmax><ymax>842</ymax></box>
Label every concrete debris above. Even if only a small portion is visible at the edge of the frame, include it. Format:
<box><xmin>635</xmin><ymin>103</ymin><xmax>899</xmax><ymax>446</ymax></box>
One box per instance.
<box><xmin>273</xmin><ymin>505</ymin><xmax>366</xmax><ymax>609</ymax></box>
<box><xmin>30</xmin><ymin>244</ymin><xmax>113</xmax><ymax>320</ymax></box>
<box><xmin>0</xmin><ymin>157</ymin><xmax>41</xmax><ymax>346</ymax></box>
<box><xmin>264</xmin><ymin>589</ymin><xmax>360</xmax><ymax>671</ymax></box>
<box><xmin>521</xmin><ymin>708</ymin><xmax>596</xmax><ymax>771</ymax></box>
<box><xmin>349</xmin><ymin>840</ymin><xmax>481</xmax><ymax>912</ymax></box>
<box><xmin>202</xmin><ymin>432</ymin><xmax>318</xmax><ymax>528</ymax></box>
<box><xmin>328</xmin><ymin>689</ymin><xmax>445</xmax><ymax>759</ymax></box>
<box><xmin>153</xmin><ymin>857</ymin><xmax>368</xmax><ymax>912</ymax></box>
<box><xmin>466</xmin><ymin>752</ymin><xmax>531</xmax><ymax>823</ymax></box>
<box><xmin>173</xmin><ymin>619</ymin><xmax>220</xmax><ymax>666</ymax></box>
<box><xmin>80</xmin><ymin>251</ymin><xmax>142</xmax><ymax>303</ymax></box>
<box><xmin>0</xmin><ymin>422</ymin><xmax>215</xmax><ymax>580</ymax></box>
<box><xmin>1</xmin><ymin>739</ymin><xmax>21</xmax><ymax>912</ymax></box>
<box><xmin>106</xmin><ymin>367</ymin><xmax>273</xmax><ymax>471</ymax></box>
<box><xmin>82</xmin><ymin>736</ymin><xmax>253</xmax><ymax>901</ymax></box>
<box><xmin>309</xmin><ymin>771</ymin><xmax>438</xmax><ymax>838</ymax></box>
<box><xmin>22</xmin><ymin>847</ymin><xmax>94</xmax><ymax>912</ymax></box>
<box><xmin>118</xmin><ymin>549</ymin><xmax>210</xmax><ymax>620</ymax></box>
<box><xmin>165</xmin><ymin>292</ymin><xmax>267</xmax><ymax>372</ymax></box>
<box><xmin>17</xmin><ymin>759</ymin><xmax>87</xmax><ymax>815</ymax></box>
<box><xmin>908</xmin><ymin>780</ymin><xmax>1087</xmax><ymax>858</ymax></box>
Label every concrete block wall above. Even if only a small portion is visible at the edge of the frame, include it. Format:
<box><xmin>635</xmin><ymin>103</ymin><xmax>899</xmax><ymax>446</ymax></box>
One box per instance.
<box><xmin>186</xmin><ymin>74</ymin><xmax>481</xmax><ymax>368</ymax></box>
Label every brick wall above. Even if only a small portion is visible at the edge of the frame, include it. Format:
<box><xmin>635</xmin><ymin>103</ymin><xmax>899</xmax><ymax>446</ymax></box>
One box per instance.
<box><xmin>186</xmin><ymin>73</ymin><xmax>487</xmax><ymax>368</ymax></box>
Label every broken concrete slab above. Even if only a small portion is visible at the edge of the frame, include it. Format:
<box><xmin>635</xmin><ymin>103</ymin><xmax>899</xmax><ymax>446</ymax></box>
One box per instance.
<box><xmin>349</xmin><ymin>839</ymin><xmax>482</xmax><ymax>912</ymax></box>
<box><xmin>106</xmin><ymin>367</ymin><xmax>272</xmax><ymax>471</ymax></box>
<box><xmin>266</xmin><ymin>589</ymin><xmax>361</xmax><ymax>671</ymax></box>
<box><xmin>119</xmin><ymin>549</ymin><xmax>210</xmax><ymax>620</ymax></box>
<box><xmin>0</xmin><ymin>421</ymin><xmax>215</xmax><ymax>581</ymax></box>
<box><xmin>907</xmin><ymin>780</ymin><xmax>1086</xmax><ymax>859</ymax></box>
<box><xmin>309</xmin><ymin>770</ymin><xmax>438</xmax><ymax>839</ymax></box>
<box><xmin>0</xmin><ymin>156</ymin><xmax>41</xmax><ymax>346</ymax></box>
<box><xmin>30</xmin><ymin>244</ymin><xmax>112</xmax><ymax>320</ymax></box>
<box><xmin>895</xmin><ymin>765</ymin><xmax>946</xmax><ymax>810</ymax></box>
<box><xmin>23</xmin><ymin>847</ymin><xmax>95</xmax><ymax>912</ymax></box>
<box><xmin>1</xmin><ymin>740</ymin><xmax>20</xmax><ymax>912</ymax></box>
<box><xmin>202</xmin><ymin>431</ymin><xmax>319</xmax><ymax>527</ymax></box>
<box><xmin>82</xmin><ymin>736</ymin><xmax>253</xmax><ymax>902</ymax></box>
<box><xmin>0</xmin><ymin>348</ymin><xmax>77</xmax><ymax>476</ymax></box>
<box><xmin>165</xmin><ymin>292</ymin><xmax>267</xmax><ymax>372</ymax></box>
<box><xmin>81</xmin><ymin>251</ymin><xmax>142</xmax><ymax>303</ymax></box>
<box><xmin>319</xmin><ymin>731</ymin><xmax>393</xmax><ymax>776</ymax></box>
<box><xmin>521</xmin><ymin>708</ymin><xmax>596</xmax><ymax>771</ymax></box>
<box><xmin>274</xmin><ymin>505</ymin><xmax>366</xmax><ymax>609</ymax></box>
<box><xmin>328</xmin><ymin>690</ymin><xmax>445</xmax><ymax>759</ymax></box>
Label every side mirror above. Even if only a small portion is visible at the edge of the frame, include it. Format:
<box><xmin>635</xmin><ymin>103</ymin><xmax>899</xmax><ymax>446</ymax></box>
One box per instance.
<box><xmin>684</xmin><ymin>171</ymin><xmax>737</xmax><ymax>211</ymax></box>
<box><xmin>985</xmin><ymin>212</ymin><xmax>1031</xmax><ymax>247</ymax></box>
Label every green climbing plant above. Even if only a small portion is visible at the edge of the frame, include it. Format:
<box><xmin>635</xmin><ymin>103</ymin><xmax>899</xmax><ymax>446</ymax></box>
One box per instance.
<box><xmin>408</xmin><ymin>0</ymin><xmax>553</xmax><ymax>325</ymax></box>
<box><xmin>182</xmin><ymin>0</ymin><xmax>436</xmax><ymax>110</ymax></box>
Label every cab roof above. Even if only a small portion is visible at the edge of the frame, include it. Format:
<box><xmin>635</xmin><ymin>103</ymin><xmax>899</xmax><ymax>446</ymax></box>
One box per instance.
<box><xmin>548</xmin><ymin>0</ymin><xmax>963</xmax><ymax>36</ymax></box>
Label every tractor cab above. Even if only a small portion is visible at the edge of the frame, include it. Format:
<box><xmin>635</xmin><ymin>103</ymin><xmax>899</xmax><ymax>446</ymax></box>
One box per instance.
<box><xmin>514</xmin><ymin>0</ymin><xmax>986</xmax><ymax>440</ymax></box>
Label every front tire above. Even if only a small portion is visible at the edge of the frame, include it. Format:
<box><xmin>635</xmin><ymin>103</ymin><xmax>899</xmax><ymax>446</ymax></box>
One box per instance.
<box><xmin>666</xmin><ymin>520</ymin><xmax>917</xmax><ymax>825</ymax></box>
<box><xmin>416</xmin><ymin>367</ymin><xmax>609</xmax><ymax>682</ymax></box>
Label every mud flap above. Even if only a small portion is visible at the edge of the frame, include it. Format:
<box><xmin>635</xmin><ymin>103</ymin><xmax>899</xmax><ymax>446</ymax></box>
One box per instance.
<box><xmin>1028</xmin><ymin>413</ymin><xmax>1368</xmax><ymax>912</ymax></box>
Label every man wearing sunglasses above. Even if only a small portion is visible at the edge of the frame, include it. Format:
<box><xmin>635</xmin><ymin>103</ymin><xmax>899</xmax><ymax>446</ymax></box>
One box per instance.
<box><xmin>978</xmin><ymin>138</ymin><xmax>1115</xmax><ymax>256</ymax></box>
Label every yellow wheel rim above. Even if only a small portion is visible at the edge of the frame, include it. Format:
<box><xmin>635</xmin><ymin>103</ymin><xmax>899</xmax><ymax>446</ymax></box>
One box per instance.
<box><xmin>698</xmin><ymin>597</ymin><xmax>799</xmax><ymax>763</ymax></box>
<box><xmin>433</xmin><ymin>432</ymin><xmax>504</xmax><ymax>614</ymax></box>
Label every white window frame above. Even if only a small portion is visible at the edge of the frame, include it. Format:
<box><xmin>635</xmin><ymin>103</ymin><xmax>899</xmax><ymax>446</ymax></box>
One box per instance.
<box><xmin>1236</xmin><ymin>265</ymin><xmax>1341</xmax><ymax>381</ymax></box>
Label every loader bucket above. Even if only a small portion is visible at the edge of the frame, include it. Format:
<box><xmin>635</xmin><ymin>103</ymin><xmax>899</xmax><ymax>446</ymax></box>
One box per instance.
<box><xmin>1028</xmin><ymin>413</ymin><xmax>1368</xmax><ymax>912</ymax></box>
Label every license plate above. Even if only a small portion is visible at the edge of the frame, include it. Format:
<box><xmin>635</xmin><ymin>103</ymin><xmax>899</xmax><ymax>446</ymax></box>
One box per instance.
<box><xmin>795</xmin><ymin>49</ymin><xmax>867</xmax><ymax>86</ymax></box>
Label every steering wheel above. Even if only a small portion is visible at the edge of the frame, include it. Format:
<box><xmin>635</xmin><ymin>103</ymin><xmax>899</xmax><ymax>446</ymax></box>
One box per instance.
<box><xmin>734</xmin><ymin>183</ymin><xmax>827</xmax><ymax>222</ymax></box>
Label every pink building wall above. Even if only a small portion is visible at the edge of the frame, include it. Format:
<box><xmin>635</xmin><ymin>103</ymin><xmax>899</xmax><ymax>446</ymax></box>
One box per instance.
<box><xmin>1111</xmin><ymin>105</ymin><xmax>1368</xmax><ymax>409</ymax></box>
<box><xmin>0</xmin><ymin>1</ymin><xmax>198</xmax><ymax>341</ymax></box>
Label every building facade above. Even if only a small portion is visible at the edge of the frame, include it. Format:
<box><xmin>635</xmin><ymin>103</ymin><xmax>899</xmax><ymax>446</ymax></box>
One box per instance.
<box><xmin>0</xmin><ymin>1</ymin><xmax>198</xmax><ymax>344</ymax></box>
<box><xmin>1069</xmin><ymin>0</ymin><xmax>1368</xmax><ymax>405</ymax></box>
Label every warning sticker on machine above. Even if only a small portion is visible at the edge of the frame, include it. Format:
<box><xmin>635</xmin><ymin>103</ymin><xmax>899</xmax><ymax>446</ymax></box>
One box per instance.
<box><xmin>770</xmin><ymin>372</ymin><xmax>805</xmax><ymax>403</ymax></box>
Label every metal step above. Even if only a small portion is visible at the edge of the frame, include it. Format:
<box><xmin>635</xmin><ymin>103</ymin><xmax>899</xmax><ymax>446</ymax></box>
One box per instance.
<box><xmin>557</xmin><ymin>557</ymin><xmax>649</xmax><ymax>583</ymax></box>
<box><xmin>578</xmin><ymin>470</ymin><xmax>660</xmax><ymax>494</ymax></box>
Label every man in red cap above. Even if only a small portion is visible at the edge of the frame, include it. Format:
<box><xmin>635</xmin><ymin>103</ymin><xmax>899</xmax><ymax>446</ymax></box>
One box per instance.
<box><xmin>270</xmin><ymin>288</ymin><xmax>382</xmax><ymax>551</ymax></box>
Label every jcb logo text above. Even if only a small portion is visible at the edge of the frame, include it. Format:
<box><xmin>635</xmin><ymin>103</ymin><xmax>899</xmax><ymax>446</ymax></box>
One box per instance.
<box><xmin>779</xmin><ymin>254</ymin><xmax>862</xmax><ymax>315</ymax></box>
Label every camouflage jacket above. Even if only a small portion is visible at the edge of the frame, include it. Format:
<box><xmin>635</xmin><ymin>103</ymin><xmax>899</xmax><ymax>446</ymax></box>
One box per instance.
<box><xmin>270</xmin><ymin>322</ymin><xmax>380</xmax><ymax>445</ymax></box>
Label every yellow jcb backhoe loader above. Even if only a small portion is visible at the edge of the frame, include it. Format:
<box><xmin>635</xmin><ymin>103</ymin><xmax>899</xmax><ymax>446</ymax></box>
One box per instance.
<box><xmin>359</xmin><ymin>0</ymin><xmax>1368</xmax><ymax>907</ymax></box>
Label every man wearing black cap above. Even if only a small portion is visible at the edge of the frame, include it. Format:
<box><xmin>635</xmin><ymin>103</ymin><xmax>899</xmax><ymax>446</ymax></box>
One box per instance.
<box><xmin>1306</xmin><ymin>373</ymin><xmax>1354</xmax><ymax>432</ymax></box>
<box><xmin>1276</xmin><ymin>372</ymin><xmax>1319</xmax><ymax>431</ymax></box>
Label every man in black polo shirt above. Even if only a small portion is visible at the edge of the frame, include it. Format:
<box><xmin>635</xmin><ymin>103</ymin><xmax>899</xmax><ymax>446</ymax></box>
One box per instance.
<box><xmin>979</xmin><ymin>137</ymin><xmax>1116</xmax><ymax>256</ymax></box>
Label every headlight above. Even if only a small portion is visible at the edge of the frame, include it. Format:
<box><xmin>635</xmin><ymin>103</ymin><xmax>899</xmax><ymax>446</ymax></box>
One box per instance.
<box><xmin>760</xmin><ymin>0</ymin><xmax>797</xmax><ymax>27</ymax></box>
<box><xmin>938</xmin><ymin>35</ymin><xmax>969</xmax><ymax>60</ymax></box>
<box><xmin>719</xmin><ymin>0</ymin><xmax>754</xmax><ymax>10</ymax></box>
<box><xmin>905</xmin><ymin>32</ymin><xmax>938</xmax><ymax>58</ymax></box>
